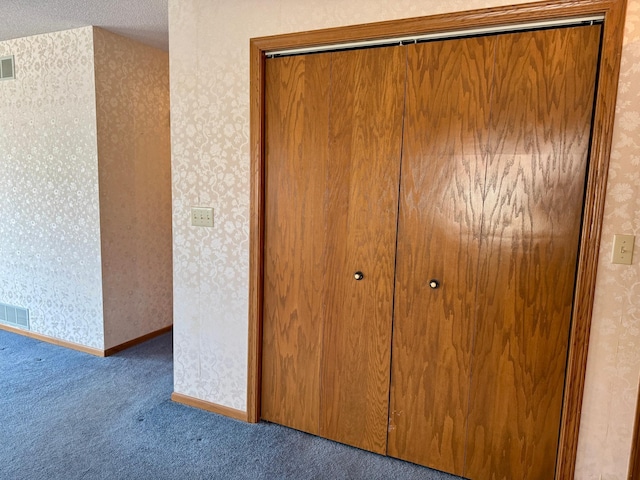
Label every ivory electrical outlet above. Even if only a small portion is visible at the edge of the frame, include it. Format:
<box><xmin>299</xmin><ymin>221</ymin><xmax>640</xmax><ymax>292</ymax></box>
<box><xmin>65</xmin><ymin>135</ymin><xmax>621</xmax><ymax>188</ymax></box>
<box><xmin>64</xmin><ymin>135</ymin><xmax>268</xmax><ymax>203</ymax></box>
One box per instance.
<box><xmin>191</xmin><ymin>207</ymin><xmax>214</xmax><ymax>227</ymax></box>
<box><xmin>611</xmin><ymin>234</ymin><xmax>634</xmax><ymax>265</ymax></box>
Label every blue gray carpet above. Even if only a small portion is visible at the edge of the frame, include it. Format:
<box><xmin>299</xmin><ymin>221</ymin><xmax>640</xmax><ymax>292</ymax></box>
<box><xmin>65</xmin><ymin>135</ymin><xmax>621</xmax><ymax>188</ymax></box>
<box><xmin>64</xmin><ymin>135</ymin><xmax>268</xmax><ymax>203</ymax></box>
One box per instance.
<box><xmin>0</xmin><ymin>330</ymin><xmax>464</xmax><ymax>480</ymax></box>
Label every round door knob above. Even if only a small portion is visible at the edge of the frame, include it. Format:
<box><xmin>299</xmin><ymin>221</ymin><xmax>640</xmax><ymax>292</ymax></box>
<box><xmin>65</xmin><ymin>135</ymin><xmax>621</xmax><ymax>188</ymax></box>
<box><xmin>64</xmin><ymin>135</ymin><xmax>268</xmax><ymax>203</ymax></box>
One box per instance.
<box><xmin>429</xmin><ymin>279</ymin><xmax>440</xmax><ymax>289</ymax></box>
<box><xmin>354</xmin><ymin>271</ymin><xmax>364</xmax><ymax>281</ymax></box>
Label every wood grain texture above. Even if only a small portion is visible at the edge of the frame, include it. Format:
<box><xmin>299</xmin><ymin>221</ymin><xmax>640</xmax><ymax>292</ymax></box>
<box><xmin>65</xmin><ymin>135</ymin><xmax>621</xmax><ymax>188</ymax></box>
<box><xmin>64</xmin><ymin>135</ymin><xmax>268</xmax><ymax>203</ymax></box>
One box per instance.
<box><xmin>261</xmin><ymin>53</ymin><xmax>331</xmax><ymax>434</ymax></box>
<box><xmin>630</xmin><ymin>381</ymin><xmax>640</xmax><ymax>480</ymax></box>
<box><xmin>248</xmin><ymin>39</ymin><xmax>265</xmax><ymax>424</ymax></box>
<box><xmin>0</xmin><ymin>323</ymin><xmax>106</xmax><ymax>357</ymax></box>
<box><xmin>250</xmin><ymin>0</ymin><xmax>620</xmax><ymax>54</ymax></box>
<box><xmin>171</xmin><ymin>393</ymin><xmax>249</xmax><ymax>421</ymax></box>
<box><xmin>464</xmin><ymin>26</ymin><xmax>601</xmax><ymax>480</ymax></box>
<box><xmin>248</xmin><ymin>1</ymin><xmax>627</xmax><ymax>475</ymax></box>
<box><xmin>319</xmin><ymin>46</ymin><xmax>405</xmax><ymax>454</ymax></box>
<box><xmin>387</xmin><ymin>37</ymin><xmax>496</xmax><ymax>476</ymax></box>
<box><xmin>556</xmin><ymin>1</ymin><xmax>627</xmax><ymax>477</ymax></box>
<box><xmin>103</xmin><ymin>325</ymin><xmax>173</xmax><ymax>356</ymax></box>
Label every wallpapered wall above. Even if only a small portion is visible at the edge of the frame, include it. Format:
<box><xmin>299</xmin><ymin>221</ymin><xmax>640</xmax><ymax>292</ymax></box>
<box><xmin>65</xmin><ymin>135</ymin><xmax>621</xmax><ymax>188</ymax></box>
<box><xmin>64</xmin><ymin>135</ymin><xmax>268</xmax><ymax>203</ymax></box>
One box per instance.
<box><xmin>0</xmin><ymin>27</ymin><xmax>172</xmax><ymax>352</ymax></box>
<box><xmin>168</xmin><ymin>0</ymin><xmax>639</xmax><ymax>477</ymax></box>
<box><xmin>93</xmin><ymin>28</ymin><xmax>173</xmax><ymax>350</ymax></box>
<box><xmin>0</xmin><ymin>27</ymin><xmax>104</xmax><ymax>349</ymax></box>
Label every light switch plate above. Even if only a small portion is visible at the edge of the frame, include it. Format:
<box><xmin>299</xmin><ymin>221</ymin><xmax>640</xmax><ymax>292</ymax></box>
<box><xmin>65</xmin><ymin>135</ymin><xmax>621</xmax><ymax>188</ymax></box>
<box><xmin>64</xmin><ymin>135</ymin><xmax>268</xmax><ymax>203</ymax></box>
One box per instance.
<box><xmin>191</xmin><ymin>207</ymin><xmax>214</xmax><ymax>227</ymax></box>
<box><xmin>611</xmin><ymin>234</ymin><xmax>634</xmax><ymax>265</ymax></box>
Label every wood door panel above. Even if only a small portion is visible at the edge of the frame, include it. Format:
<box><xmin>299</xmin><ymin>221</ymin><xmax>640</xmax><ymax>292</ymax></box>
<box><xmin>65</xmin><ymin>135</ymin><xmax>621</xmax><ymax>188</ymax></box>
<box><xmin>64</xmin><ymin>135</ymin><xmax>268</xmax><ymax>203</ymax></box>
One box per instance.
<box><xmin>465</xmin><ymin>26</ymin><xmax>601</xmax><ymax>480</ymax></box>
<box><xmin>320</xmin><ymin>46</ymin><xmax>406</xmax><ymax>454</ymax></box>
<box><xmin>388</xmin><ymin>37</ymin><xmax>496</xmax><ymax>476</ymax></box>
<box><xmin>261</xmin><ymin>53</ymin><xmax>331</xmax><ymax>434</ymax></box>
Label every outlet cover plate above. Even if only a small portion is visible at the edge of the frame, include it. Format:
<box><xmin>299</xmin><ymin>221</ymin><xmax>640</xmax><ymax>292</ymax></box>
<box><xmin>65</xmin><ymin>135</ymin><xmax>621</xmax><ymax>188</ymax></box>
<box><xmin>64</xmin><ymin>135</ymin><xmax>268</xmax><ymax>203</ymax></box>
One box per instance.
<box><xmin>191</xmin><ymin>207</ymin><xmax>214</xmax><ymax>227</ymax></box>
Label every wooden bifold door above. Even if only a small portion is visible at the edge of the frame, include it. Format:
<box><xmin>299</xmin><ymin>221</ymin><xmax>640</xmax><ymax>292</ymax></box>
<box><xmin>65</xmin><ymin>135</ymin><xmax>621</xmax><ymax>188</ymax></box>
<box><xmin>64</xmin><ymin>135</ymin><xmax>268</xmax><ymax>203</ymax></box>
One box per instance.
<box><xmin>261</xmin><ymin>24</ymin><xmax>601</xmax><ymax>480</ymax></box>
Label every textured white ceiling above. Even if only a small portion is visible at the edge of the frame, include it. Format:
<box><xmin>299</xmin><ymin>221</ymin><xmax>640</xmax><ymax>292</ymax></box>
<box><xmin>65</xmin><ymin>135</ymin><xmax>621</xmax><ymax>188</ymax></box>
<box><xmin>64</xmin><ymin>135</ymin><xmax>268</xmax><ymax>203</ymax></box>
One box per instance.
<box><xmin>1</xmin><ymin>0</ymin><xmax>169</xmax><ymax>51</ymax></box>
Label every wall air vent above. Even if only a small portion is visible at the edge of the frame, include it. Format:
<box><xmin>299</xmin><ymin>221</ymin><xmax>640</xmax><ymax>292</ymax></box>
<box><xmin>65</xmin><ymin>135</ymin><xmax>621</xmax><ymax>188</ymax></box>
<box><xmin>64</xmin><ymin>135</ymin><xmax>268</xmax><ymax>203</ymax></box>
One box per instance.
<box><xmin>0</xmin><ymin>55</ymin><xmax>15</xmax><ymax>80</ymax></box>
<box><xmin>0</xmin><ymin>302</ymin><xmax>30</xmax><ymax>329</ymax></box>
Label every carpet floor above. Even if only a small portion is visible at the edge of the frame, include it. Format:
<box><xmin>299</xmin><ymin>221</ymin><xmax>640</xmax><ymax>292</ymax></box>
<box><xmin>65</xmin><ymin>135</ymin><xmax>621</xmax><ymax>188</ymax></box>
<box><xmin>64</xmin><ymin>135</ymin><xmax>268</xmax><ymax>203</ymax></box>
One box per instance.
<box><xmin>0</xmin><ymin>329</ymin><xmax>464</xmax><ymax>480</ymax></box>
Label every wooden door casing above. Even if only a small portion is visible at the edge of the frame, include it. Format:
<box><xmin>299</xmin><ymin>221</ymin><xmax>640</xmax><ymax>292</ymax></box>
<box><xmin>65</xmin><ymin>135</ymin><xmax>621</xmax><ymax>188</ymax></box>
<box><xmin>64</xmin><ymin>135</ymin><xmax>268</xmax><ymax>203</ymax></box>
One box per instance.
<box><xmin>629</xmin><ymin>379</ymin><xmax>640</xmax><ymax>480</ymax></box>
<box><xmin>250</xmin><ymin>3</ymin><xmax>628</xmax><ymax>479</ymax></box>
<box><xmin>387</xmin><ymin>35</ymin><xmax>496</xmax><ymax>476</ymax></box>
<box><xmin>465</xmin><ymin>25</ymin><xmax>602</xmax><ymax>480</ymax></box>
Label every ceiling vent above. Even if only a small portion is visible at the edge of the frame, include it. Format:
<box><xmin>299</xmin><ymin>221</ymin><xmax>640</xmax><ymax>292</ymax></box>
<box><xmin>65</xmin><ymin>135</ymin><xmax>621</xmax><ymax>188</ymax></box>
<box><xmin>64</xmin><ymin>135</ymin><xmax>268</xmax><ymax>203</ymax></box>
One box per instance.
<box><xmin>0</xmin><ymin>55</ymin><xmax>15</xmax><ymax>80</ymax></box>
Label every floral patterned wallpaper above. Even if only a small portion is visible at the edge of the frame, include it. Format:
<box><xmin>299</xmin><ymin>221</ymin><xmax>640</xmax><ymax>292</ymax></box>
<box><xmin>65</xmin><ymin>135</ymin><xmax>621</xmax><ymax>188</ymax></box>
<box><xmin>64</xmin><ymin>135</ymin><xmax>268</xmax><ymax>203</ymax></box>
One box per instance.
<box><xmin>168</xmin><ymin>0</ymin><xmax>639</xmax><ymax>477</ymax></box>
<box><xmin>0</xmin><ymin>27</ymin><xmax>104</xmax><ymax>349</ymax></box>
<box><xmin>0</xmin><ymin>26</ymin><xmax>172</xmax><ymax>352</ymax></box>
<box><xmin>93</xmin><ymin>28</ymin><xmax>173</xmax><ymax>350</ymax></box>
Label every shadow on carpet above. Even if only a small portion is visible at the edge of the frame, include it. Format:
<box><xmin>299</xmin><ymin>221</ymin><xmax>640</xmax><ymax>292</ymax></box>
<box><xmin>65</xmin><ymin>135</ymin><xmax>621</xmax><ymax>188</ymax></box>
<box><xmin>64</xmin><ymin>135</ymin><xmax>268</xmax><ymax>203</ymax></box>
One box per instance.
<box><xmin>0</xmin><ymin>330</ymin><xmax>464</xmax><ymax>480</ymax></box>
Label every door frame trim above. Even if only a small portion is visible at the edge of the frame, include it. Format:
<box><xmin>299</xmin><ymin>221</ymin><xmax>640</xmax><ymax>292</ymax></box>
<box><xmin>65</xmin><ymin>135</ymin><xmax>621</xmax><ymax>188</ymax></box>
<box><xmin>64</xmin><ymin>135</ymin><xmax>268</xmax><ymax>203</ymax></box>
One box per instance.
<box><xmin>630</xmin><ymin>379</ymin><xmax>640</xmax><ymax>480</ymax></box>
<box><xmin>247</xmin><ymin>1</ymin><xmax>627</xmax><ymax>478</ymax></box>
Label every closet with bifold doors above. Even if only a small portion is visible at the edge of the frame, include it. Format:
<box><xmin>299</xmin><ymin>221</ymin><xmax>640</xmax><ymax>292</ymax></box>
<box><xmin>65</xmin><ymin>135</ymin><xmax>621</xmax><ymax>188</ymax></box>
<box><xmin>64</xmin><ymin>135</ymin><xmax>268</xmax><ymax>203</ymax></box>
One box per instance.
<box><xmin>260</xmin><ymin>23</ymin><xmax>601</xmax><ymax>480</ymax></box>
